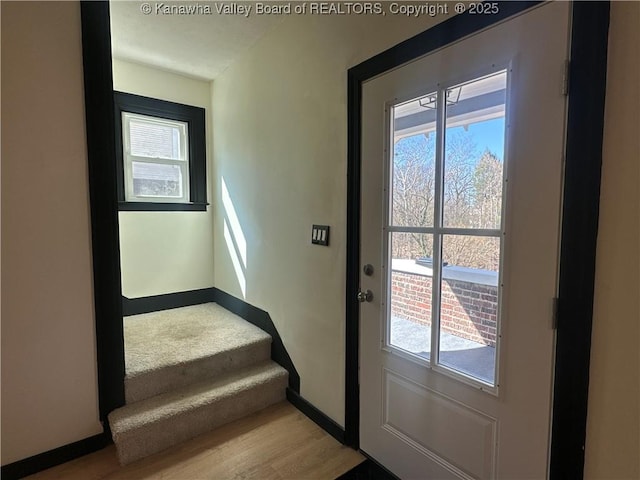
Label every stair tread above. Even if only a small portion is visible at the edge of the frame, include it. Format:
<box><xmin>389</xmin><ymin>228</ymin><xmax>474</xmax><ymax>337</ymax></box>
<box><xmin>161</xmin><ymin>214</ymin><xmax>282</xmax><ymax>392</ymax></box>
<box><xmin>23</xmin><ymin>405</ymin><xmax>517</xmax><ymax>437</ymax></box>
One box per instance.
<box><xmin>124</xmin><ymin>303</ymin><xmax>271</xmax><ymax>377</ymax></box>
<box><xmin>110</xmin><ymin>361</ymin><xmax>287</xmax><ymax>433</ymax></box>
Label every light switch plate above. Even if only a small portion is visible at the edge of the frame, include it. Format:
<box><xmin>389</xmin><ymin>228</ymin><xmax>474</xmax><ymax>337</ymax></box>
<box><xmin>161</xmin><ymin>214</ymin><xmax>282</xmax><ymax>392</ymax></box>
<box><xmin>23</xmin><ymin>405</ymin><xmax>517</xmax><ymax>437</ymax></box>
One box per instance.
<box><xmin>312</xmin><ymin>225</ymin><xmax>330</xmax><ymax>246</ymax></box>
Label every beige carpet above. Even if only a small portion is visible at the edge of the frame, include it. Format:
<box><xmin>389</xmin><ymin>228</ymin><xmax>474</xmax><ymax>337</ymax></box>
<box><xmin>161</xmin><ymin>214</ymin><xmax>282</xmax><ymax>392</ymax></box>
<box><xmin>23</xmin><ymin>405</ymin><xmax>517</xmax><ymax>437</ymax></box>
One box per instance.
<box><xmin>108</xmin><ymin>303</ymin><xmax>288</xmax><ymax>465</ymax></box>
<box><xmin>110</xmin><ymin>361</ymin><xmax>288</xmax><ymax>465</ymax></box>
<box><xmin>124</xmin><ymin>303</ymin><xmax>272</xmax><ymax>403</ymax></box>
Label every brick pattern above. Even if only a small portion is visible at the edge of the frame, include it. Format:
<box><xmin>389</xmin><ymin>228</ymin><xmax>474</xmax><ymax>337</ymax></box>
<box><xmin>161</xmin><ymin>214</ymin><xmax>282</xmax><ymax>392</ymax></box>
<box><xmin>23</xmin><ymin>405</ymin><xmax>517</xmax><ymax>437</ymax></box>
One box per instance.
<box><xmin>390</xmin><ymin>271</ymin><xmax>498</xmax><ymax>347</ymax></box>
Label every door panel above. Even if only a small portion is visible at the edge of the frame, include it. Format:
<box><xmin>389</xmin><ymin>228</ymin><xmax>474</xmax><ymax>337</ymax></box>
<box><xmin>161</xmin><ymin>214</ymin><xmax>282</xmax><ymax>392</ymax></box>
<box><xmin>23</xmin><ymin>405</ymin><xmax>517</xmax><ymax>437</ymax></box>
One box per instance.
<box><xmin>383</xmin><ymin>370</ymin><xmax>497</xmax><ymax>480</ymax></box>
<box><xmin>360</xmin><ymin>3</ymin><xmax>570</xmax><ymax>478</ymax></box>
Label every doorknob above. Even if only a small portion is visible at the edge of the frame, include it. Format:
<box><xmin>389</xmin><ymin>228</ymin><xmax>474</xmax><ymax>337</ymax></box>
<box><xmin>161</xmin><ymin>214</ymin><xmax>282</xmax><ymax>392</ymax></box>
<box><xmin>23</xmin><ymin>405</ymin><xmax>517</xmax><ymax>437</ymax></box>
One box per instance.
<box><xmin>357</xmin><ymin>290</ymin><xmax>374</xmax><ymax>303</ymax></box>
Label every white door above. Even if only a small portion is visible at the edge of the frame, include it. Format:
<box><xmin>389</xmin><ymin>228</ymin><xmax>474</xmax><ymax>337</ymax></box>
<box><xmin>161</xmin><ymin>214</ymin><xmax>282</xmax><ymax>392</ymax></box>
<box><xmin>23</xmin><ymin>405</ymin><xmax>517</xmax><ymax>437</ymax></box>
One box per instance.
<box><xmin>359</xmin><ymin>3</ymin><xmax>570</xmax><ymax>478</ymax></box>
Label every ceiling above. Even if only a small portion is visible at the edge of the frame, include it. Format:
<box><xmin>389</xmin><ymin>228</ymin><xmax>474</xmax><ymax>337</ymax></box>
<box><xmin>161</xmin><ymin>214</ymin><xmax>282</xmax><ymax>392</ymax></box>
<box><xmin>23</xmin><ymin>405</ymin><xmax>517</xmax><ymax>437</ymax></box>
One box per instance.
<box><xmin>109</xmin><ymin>1</ymin><xmax>284</xmax><ymax>80</ymax></box>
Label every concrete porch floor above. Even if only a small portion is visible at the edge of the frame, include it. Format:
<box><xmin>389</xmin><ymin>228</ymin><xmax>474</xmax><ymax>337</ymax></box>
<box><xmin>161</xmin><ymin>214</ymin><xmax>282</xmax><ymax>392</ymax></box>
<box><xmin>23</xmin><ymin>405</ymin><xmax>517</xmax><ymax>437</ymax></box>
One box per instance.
<box><xmin>390</xmin><ymin>316</ymin><xmax>496</xmax><ymax>384</ymax></box>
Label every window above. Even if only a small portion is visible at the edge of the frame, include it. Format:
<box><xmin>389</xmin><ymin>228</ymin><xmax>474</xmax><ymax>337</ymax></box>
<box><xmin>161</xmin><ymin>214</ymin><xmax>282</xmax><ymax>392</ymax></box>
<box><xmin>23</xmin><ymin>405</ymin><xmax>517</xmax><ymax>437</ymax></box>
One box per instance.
<box><xmin>114</xmin><ymin>92</ymin><xmax>207</xmax><ymax>211</ymax></box>
<box><xmin>388</xmin><ymin>68</ymin><xmax>508</xmax><ymax>388</ymax></box>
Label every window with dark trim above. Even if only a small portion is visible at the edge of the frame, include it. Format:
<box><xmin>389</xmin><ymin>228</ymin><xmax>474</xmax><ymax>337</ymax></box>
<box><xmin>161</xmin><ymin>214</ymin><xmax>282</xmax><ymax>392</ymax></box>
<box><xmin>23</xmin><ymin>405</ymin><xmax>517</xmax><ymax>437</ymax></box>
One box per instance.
<box><xmin>114</xmin><ymin>91</ymin><xmax>207</xmax><ymax>211</ymax></box>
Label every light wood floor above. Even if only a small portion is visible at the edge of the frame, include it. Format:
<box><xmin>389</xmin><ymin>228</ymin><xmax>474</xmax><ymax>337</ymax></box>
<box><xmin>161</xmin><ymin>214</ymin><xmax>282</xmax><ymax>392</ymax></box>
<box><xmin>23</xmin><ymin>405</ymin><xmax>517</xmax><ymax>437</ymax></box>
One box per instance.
<box><xmin>27</xmin><ymin>402</ymin><xmax>364</xmax><ymax>480</ymax></box>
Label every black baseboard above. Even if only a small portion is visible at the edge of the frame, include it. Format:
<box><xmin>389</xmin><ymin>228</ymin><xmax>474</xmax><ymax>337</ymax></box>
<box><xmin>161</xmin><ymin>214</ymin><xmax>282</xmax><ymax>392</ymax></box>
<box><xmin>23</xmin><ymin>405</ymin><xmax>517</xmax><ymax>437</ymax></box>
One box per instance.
<box><xmin>335</xmin><ymin>455</ymin><xmax>399</xmax><ymax>480</ymax></box>
<box><xmin>286</xmin><ymin>387</ymin><xmax>345</xmax><ymax>444</ymax></box>
<box><xmin>0</xmin><ymin>431</ymin><xmax>111</xmax><ymax>480</ymax></box>
<box><xmin>214</xmin><ymin>288</ymin><xmax>301</xmax><ymax>393</ymax></box>
<box><xmin>4</xmin><ymin>290</ymin><xmax>300</xmax><ymax>479</ymax></box>
<box><xmin>122</xmin><ymin>287</ymin><xmax>217</xmax><ymax>316</ymax></box>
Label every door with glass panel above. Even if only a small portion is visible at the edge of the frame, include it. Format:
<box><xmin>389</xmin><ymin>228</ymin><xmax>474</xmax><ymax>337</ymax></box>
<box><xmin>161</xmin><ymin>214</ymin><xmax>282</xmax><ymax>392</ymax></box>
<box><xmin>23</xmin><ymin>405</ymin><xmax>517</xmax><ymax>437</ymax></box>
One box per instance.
<box><xmin>359</xmin><ymin>3</ymin><xmax>570</xmax><ymax>478</ymax></box>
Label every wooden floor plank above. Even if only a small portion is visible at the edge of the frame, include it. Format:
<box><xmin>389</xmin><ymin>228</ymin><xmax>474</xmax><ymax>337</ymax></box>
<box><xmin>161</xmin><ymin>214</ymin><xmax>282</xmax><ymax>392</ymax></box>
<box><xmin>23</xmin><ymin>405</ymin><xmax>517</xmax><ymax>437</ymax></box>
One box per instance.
<box><xmin>27</xmin><ymin>402</ymin><xmax>364</xmax><ymax>480</ymax></box>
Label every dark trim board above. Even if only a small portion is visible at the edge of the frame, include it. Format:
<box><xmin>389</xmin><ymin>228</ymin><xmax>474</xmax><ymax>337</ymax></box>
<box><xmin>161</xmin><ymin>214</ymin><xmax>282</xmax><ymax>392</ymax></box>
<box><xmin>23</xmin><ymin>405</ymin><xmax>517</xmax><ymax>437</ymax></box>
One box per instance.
<box><xmin>346</xmin><ymin>1</ymin><xmax>609</xmax><ymax>477</ymax></box>
<box><xmin>286</xmin><ymin>388</ymin><xmax>345</xmax><ymax>444</ymax></box>
<box><xmin>122</xmin><ymin>288</ymin><xmax>217</xmax><ymax>316</ymax></box>
<box><xmin>335</xmin><ymin>455</ymin><xmax>399</xmax><ymax>480</ymax></box>
<box><xmin>118</xmin><ymin>201</ymin><xmax>208</xmax><ymax>212</ymax></box>
<box><xmin>214</xmin><ymin>288</ymin><xmax>301</xmax><ymax>393</ymax></box>
<box><xmin>0</xmin><ymin>432</ymin><xmax>111</xmax><ymax>480</ymax></box>
<box><xmin>550</xmin><ymin>2</ymin><xmax>610</xmax><ymax>478</ymax></box>
<box><xmin>345</xmin><ymin>66</ymin><xmax>360</xmax><ymax>448</ymax></box>
<box><xmin>80</xmin><ymin>0</ymin><xmax>126</xmax><ymax>421</ymax></box>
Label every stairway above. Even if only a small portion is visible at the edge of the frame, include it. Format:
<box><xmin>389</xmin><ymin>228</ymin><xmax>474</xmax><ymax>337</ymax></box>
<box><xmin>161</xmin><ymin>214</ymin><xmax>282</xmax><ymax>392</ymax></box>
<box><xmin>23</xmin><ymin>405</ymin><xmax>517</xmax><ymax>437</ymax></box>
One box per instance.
<box><xmin>108</xmin><ymin>303</ymin><xmax>288</xmax><ymax>465</ymax></box>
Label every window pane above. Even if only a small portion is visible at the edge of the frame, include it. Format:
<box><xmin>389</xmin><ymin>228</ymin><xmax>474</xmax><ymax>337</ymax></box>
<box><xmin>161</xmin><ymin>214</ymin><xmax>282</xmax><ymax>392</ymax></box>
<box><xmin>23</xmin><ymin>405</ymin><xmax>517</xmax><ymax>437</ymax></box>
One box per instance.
<box><xmin>132</xmin><ymin>162</ymin><xmax>183</xmax><ymax>198</ymax></box>
<box><xmin>389</xmin><ymin>232</ymin><xmax>434</xmax><ymax>359</ymax></box>
<box><xmin>391</xmin><ymin>93</ymin><xmax>437</xmax><ymax>227</ymax></box>
<box><xmin>443</xmin><ymin>71</ymin><xmax>506</xmax><ymax>229</ymax></box>
<box><xmin>438</xmin><ymin>234</ymin><xmax>499</xmax><ymax>384</ymax></box>
<box><xmin>128</xmin><ymin>115</ymin><xmax>187</xmax><ymax>161</ymax></box>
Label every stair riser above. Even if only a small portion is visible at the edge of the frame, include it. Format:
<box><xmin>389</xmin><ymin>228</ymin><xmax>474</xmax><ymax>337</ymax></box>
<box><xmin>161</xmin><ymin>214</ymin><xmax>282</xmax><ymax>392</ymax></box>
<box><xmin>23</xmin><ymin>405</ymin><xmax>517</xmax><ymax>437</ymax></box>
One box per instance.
<box><xmin>114</xmin><ymin>373</ymin><xmax>287</xmax><ymax>465</ymax></box>
<box><xmin>125</xmin><ymin>341</ymin><xmax>271</xmax><ymax>403</ymax></box>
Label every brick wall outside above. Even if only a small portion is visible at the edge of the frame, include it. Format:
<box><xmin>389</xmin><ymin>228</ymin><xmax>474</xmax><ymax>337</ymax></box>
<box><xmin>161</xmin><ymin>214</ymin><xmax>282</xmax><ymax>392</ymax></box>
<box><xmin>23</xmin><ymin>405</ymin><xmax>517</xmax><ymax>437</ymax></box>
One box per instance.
<box><xmin>391</xmin><ymin>270</ymin><xmax>498</xmax><ymax>347</ymax></box>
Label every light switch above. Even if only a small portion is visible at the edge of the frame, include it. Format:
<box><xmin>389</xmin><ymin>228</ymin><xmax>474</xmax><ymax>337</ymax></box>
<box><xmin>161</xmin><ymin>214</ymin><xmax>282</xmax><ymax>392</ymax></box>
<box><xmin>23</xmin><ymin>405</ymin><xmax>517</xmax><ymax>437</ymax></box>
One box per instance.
<box><xmin>312</xmin><ymin>225</ymin><xmax>330</xmax><ymax>246</ymax></box>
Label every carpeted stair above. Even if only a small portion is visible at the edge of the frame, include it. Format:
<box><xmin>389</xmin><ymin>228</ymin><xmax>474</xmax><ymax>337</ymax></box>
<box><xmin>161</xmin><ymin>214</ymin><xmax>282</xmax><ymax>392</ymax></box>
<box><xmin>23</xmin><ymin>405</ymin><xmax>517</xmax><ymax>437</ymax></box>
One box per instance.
<box><xmin>108</xmin><ymin>303</ymin><xmax>288</xmax><ymax>465</ymax></box>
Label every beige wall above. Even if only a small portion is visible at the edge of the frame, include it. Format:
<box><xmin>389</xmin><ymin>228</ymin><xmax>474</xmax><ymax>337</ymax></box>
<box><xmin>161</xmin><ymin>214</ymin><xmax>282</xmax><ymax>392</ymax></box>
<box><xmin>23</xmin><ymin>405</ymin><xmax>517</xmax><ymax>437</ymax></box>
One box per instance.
<box><xmin>585</xmin><ymin>2</ymin><xmax>640</xmax><ymax>478</ymax></box>
<box><xmin>212</xmin><ymin>12</ymin><xmax>455</xmax><ymax>425</ymax></box>
<box><xmin>1</xmin><ymin>1</ymin><xmax>103</xmax><ymax>465</ymax></box>
<box><xmin>112</xmin><ymin>60</ymin><xmax>215</xmax><ymax>298</ymax></box>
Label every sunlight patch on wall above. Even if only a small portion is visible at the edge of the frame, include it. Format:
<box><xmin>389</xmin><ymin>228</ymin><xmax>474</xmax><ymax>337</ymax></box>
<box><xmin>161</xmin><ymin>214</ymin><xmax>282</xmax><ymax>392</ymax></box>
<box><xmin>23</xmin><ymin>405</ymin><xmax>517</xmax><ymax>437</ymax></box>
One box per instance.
<box><xmin>222</xmin><ymin>177</ymin><xmax>247</xmax><ymax>267</ymax></box>
<box><xmin>221</xmin><ymin>177</ymin><xmax>247</xmax><ymax>298</ymax></box>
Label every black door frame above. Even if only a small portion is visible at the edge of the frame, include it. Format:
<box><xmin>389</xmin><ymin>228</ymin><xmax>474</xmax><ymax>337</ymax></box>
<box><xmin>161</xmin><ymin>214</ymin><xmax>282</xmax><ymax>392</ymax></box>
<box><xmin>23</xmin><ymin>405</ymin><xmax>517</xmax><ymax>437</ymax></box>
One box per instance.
<box><xmin>81</xmin><ymin>1</ymin><xmax>126</xmax><ymax>419</ymax></box>
<box><xmin>344</xmin><ymin>2</ymin><xmax>610</xmax><ymax>479</ymax></box>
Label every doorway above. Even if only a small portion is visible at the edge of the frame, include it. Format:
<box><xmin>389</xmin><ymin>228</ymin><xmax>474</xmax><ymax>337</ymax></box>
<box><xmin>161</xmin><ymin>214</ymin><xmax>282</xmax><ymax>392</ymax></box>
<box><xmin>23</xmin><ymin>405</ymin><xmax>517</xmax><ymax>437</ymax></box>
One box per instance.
<box><xmin>360</xmin><ymin>3</ymin><xmax>568</xmax><ymax>477</ymax></box>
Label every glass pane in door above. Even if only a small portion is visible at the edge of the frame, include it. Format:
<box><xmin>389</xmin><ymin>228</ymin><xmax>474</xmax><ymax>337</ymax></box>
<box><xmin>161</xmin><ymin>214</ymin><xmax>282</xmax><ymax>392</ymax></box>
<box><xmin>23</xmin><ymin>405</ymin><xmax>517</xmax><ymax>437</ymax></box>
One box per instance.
<box><xmin>389</xmin><ymin>232</ymin><xmax>434</xmax><ymax>359</ymax></box>
<box><xmin>443</xmin><ymin>71</ymin><xmax>507</xmax><ymax>230</ymax></box>
<box><xmin>439</xmin><ymin>234</ymin><xmax>500</xmax><ymax>384</ymax></box>
<box><xmin>391</xmin><ymin>92</ymin><xmax>437</xmax><ymax>228</ymax></box>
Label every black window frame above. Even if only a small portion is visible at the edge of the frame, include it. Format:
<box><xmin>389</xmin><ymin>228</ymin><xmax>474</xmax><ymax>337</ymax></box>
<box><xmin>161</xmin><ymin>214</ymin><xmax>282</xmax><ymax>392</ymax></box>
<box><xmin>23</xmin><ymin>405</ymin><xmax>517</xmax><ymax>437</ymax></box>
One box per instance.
<box><xmin>114</xmin><ymin>91</ymin><xmax>207</xmax><ymax>211</ymax></box>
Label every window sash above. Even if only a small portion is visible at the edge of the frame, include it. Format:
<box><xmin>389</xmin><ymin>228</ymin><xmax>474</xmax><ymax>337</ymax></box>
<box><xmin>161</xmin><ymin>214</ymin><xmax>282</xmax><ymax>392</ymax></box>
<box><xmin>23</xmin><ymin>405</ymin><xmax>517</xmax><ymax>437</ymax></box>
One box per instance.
<box><xmin>124</xmin><ymin>157</ymin><xmax>190</xmax><ymax>203</ymax></box>
<box><xmin>123</xmin><ymin>112</ymin><xmax>188</xmax><ymax>161</ymax></box>
<box><xmin>122</xmin><ymin>113</ymin><xmax>190</xmax><ymax>203</ymax></box>
<box><xmin>385</xmin><ymin>67</ymin><xmax>509</xmax><ymax>389</ymax></box>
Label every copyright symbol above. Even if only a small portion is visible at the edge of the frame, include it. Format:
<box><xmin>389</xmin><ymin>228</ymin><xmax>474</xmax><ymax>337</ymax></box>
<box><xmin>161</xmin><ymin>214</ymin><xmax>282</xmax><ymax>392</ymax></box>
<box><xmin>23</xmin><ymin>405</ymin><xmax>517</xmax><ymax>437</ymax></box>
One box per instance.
<box><xmin>454</xmin><ymin>3</ymin><xmax>466</xmax><ymax>13</ymax></box>
<box><xmin>140</xmin><ymin>3</ymin><xmax>152</xmax><ymax>14</ymax></box>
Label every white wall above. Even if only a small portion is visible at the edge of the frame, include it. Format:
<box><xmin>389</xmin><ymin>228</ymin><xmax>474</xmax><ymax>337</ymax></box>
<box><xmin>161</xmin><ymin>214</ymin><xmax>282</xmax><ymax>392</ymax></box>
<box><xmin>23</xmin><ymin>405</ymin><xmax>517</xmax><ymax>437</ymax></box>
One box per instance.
<box><xmin>112</xmin><ymin>59</ymin><xmax>215</xmax><ymax>298</ymax></box>
<box><xmin>585</xmin><ymin>2</ymin><xmax>640</xmax><ymax>478</ymax></box>
<box><xmin>1</xmin><ymin>1</ymin><xmax>103</xmax><ymax>465</ymax></box>
<box><xmin>212</xmin><ymin>12</ymin><xmax>455</xmax><ymax>426</ymax></box>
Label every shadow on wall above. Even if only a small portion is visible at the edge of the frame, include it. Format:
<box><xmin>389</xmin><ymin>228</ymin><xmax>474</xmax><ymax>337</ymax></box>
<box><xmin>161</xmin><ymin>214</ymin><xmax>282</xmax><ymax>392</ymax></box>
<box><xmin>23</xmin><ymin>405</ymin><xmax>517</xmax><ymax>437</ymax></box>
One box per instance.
<box><xmin>442</xmin><ymin>278</ymin><xmax>498</xmax><ymax>347</ymax></box>
<box><xmin>221</xmin><ymin>177</ymin><xmax>247</xmax><ymax>298</ymax></box>
<box><xmin>216</xmin><ymin>180</ymin><xmax>301</xmax><ymax>393</ymax></box>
